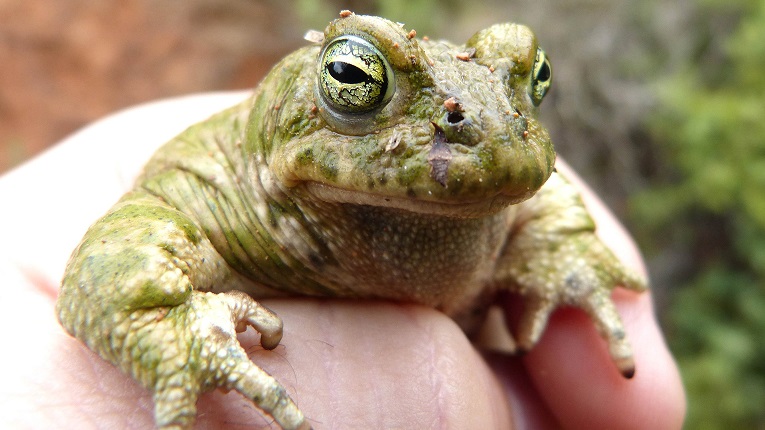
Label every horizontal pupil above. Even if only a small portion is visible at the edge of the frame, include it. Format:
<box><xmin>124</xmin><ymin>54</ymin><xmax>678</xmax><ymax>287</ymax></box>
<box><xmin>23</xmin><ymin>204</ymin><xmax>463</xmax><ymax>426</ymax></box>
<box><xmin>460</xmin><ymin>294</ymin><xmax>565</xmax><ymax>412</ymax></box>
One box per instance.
<box><xmin>328</xmin><ymin>61</ymin><xmax>368</xmax><ymax>84</ymax></box>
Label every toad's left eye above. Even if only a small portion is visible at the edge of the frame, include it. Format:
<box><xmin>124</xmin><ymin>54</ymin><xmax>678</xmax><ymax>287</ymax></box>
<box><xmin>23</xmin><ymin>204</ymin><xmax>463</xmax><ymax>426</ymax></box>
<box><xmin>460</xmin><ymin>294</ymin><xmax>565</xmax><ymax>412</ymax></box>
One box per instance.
<box><xmin>530</xmin><ymin>48</ymin><xmax>552</xmax><ymax>106</ymax></box>
<box><xmin>319</xmin><ymin>36</ymin><xmax>395</xmax><ymax>113</ymax></box>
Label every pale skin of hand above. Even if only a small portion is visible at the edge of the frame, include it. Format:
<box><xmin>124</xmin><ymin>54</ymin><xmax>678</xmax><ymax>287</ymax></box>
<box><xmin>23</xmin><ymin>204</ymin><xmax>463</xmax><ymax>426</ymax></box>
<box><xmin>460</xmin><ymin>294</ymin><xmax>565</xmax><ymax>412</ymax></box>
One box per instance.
<box><xmin>0</xmin><ymin>92</ymin><xmax>686</xmax><ymax>429</ymax></box>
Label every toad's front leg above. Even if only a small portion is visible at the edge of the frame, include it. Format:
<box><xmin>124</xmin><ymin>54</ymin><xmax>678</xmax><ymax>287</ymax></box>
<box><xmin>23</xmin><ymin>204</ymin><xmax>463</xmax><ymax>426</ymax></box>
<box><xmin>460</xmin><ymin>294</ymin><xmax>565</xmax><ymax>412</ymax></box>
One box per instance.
<box><xmin>55</xmin><ymin>191</ymin><xmax>309</xmax><ymax>430</ymax></box>
<box><xmin>496</xmin><ymin>171</ymin><xmax>647</xmax><ymax>377</ymax></box>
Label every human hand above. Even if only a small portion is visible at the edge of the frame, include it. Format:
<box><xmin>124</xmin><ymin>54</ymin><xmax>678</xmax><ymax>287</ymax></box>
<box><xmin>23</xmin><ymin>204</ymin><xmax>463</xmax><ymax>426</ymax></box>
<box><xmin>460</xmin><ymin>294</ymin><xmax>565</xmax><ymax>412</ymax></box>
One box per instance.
<box><xmin>0</xmin><ymin>92</ymin><xmax>685</xmax><ymax>429</ymax></box>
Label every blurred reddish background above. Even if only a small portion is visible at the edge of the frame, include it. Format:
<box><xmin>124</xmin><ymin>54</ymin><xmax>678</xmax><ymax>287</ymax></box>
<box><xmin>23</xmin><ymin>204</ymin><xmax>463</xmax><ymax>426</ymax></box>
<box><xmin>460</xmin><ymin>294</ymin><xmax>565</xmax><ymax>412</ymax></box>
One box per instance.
<box><xmin>0</xmin><ymin>0</ymin><xmax>308</xmax><ymax>173</ymax></box>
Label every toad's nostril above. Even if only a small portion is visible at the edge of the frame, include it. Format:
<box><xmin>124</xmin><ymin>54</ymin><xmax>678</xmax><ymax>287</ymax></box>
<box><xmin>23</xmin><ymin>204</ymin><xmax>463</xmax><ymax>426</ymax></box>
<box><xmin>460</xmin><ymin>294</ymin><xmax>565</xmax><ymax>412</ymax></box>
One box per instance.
<box><xmin>446</xmin><ymin>111</ymin><xmax>464</xmax><ymax>124</ymax></box>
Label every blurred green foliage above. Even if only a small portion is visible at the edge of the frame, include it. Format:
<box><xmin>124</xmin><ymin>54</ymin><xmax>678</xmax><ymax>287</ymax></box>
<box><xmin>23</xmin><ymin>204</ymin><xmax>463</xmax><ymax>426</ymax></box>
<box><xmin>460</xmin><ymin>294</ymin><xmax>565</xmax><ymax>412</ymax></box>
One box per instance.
<box><xmin>633</xmin><ymin>0</ymin><xmax>765</xmax><ymax>427</ymax></box>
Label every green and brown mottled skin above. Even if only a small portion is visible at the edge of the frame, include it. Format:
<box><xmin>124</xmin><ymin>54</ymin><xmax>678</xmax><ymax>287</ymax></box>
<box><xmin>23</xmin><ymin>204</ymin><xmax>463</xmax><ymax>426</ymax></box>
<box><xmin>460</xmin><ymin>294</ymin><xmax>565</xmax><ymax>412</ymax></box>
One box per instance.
<box><xmin>56</xmin><ymin>12</ymin><xmax>646</xmax><ymax>430</ymax></box>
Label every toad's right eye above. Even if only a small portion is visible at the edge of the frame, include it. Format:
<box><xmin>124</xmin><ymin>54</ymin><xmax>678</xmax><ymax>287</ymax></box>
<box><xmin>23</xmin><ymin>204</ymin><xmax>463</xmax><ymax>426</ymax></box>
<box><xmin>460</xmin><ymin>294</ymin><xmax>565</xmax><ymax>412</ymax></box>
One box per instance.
<box><xmin>318</xmin><ymin>35</ymin><xmax>395</xmax><ymax>114</ymax></box>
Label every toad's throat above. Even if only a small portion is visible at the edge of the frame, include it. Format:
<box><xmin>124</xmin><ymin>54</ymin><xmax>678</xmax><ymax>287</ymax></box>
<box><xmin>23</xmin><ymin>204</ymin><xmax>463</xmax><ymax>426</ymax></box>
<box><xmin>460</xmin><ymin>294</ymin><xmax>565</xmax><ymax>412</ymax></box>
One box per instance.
<box><xmin>303</xmin><ymin>181</ymin><xmax>514</xmax><ymax>218</ymax></box>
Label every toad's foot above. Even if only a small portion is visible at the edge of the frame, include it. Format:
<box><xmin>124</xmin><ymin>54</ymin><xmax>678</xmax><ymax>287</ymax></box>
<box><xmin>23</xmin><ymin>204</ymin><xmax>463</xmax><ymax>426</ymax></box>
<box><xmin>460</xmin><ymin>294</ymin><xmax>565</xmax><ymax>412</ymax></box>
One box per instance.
<box><xmin>123</xmin><ymin>290</ymin><xmax>309</xmax><ymax>430</ymax></box>
<box><xmin>507</xmin><ymin>232</ymin><xmax>647</xmax><ymax>378</ymax></box>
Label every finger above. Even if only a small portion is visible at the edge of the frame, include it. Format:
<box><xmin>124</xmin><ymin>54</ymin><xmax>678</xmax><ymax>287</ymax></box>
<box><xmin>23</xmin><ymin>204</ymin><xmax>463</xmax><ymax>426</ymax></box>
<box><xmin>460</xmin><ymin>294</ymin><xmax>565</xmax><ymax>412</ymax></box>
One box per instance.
<box><xmin>197</xmin><ymin>299</ymin><xmax>513</xmax><ymax>429</ymax></box>
<box><xmin>484</xmin><ymin>352</ymin><xmax>561</xmax><ymax>429</ymax></box>
<box><xmin>521</xmin><ymin>291</ymin><xmax>685</xmax><ymax>429</ymax></box>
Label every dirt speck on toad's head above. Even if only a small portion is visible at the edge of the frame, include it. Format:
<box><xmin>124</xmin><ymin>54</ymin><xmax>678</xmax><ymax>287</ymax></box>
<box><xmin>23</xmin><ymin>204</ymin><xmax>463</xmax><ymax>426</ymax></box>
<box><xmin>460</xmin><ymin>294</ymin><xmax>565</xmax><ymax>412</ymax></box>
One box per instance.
<box><xmin>443</xmin><ymin>97</ymin><xmax>462</xmax><ymax>113</ymax></box>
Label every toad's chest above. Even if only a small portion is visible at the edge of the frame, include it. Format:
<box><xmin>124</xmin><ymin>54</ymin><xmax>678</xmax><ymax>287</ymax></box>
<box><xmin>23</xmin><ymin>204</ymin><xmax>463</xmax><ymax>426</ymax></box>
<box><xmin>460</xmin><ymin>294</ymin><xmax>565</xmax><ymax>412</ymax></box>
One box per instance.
<box><xmin>306</xmin><ymin>203</ymin><xmax>517</xmax><ymax>314</ymax></box>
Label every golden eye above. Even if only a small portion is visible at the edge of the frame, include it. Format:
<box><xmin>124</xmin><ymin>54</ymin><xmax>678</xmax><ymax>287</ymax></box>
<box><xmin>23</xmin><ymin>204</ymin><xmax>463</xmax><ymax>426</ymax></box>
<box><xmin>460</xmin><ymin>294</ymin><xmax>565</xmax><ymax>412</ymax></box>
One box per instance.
<box><xmin>530</xmin><ymin>48</ymin><xmax>552</xmax><ymax>106</ymax></box>
<box><xmin>319</xmin><ymin>35</ymin><xmax>395</xmax><ymax>113</ymax></box>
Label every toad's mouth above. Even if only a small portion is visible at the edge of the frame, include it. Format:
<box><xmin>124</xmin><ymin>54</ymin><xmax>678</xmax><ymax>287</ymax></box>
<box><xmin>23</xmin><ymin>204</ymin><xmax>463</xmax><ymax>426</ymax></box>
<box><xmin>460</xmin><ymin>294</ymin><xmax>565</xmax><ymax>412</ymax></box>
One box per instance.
<box><xmin>304</xmin><ymin>181</ymin><xmax>515</xmax><ymax>218</ymax></box>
